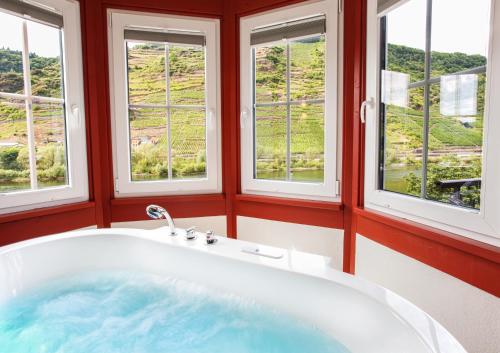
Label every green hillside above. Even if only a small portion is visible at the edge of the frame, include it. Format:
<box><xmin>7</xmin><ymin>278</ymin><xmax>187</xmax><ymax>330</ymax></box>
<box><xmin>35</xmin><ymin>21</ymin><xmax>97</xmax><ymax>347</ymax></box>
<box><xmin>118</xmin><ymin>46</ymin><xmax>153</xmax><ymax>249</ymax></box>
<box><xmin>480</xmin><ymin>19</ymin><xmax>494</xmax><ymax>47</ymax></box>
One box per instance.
<box><xmin>0</xmin><ymin>42</ymin><xmax>487</xmax><ymax>205</ymax></box>
<box><xmin>126</xmin><ymin>44</ymin><xmax>207</xmax><ymax>181</ymax></box>
<box><xmin>0</xmin><ymin>48</ymin><xmax>65</xmax><ymax>191</ymax></box>
<box><xmin>254</xmin><ymin>39</ymin><xmax>326</xmax><ymax>181</ymax></box>
<box><xmin>383</xmin><ymin>44</ymin><xmax>485</xmax><ymax>208</ymax></box>
<box><xmin>0</xmin><ymin>48</ymin><xmax>62</xmax><ymax>97</ymax></box>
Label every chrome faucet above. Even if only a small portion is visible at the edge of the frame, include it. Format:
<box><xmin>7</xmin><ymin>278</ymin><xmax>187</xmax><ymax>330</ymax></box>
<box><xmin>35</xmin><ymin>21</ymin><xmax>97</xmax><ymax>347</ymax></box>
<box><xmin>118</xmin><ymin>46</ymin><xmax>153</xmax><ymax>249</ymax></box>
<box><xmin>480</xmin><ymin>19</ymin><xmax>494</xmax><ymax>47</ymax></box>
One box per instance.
<box><xmin>146</xmin><ymin>205</ymin><xmax>176</xmax><ymax>236</ymax></box>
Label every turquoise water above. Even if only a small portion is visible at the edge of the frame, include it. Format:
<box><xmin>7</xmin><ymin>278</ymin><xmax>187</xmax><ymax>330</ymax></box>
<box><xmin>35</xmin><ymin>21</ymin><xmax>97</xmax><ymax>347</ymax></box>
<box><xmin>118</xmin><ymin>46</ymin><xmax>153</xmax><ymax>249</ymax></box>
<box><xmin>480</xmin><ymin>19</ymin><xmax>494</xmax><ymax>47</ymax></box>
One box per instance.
<box><xmin>0</xmin><ymin>271</ymin><xmax>350</xmax><ymax>353</ymax></box>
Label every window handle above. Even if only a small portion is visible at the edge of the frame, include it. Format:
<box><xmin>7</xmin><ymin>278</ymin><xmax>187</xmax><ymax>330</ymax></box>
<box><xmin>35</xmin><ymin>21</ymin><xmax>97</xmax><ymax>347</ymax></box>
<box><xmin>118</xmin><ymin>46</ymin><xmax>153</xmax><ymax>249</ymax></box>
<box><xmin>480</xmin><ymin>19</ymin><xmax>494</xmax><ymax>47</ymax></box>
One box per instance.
<box><xmin>71</xmin><ymin>104</ymin><xmax>81</xmax><ymax>128</ymax></box>
<box><xmin>360</xmin><ymin>98</ymin><xmax>374</xmax><ymax>124</ymax></box>
<box><xmin>208</xmin><ymin>108</ymin><xmax>216</xmax><ymax>131</ymax></box>
<box><xmin>240</xmin><ymin>108</ymin><xmax>250</xmax><ymax>129</ymax></box>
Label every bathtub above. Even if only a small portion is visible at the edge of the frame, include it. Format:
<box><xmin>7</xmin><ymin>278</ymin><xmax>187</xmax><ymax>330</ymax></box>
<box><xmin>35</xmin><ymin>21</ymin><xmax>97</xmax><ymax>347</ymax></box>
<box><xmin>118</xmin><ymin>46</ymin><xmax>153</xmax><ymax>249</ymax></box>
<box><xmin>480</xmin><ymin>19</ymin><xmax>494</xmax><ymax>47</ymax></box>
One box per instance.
<box><xmin>0</xmin><ymin>227</ymin><xmax>466</xmax><ymax>353</ymax></box>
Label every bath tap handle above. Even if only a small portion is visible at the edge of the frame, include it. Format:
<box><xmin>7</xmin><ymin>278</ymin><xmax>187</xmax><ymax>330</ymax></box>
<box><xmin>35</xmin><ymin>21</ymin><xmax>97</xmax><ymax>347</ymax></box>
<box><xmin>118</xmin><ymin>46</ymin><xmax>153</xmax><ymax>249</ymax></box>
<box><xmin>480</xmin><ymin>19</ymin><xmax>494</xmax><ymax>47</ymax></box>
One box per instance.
<box><xmin>185</xmin><ymin>226</ymin><xmax>197</xmax><ymax>240</ymax></box>
<box><xmin>205</xmin><ymin>230</ymin><xmax>217</xmax><ymax>245</ymax></box>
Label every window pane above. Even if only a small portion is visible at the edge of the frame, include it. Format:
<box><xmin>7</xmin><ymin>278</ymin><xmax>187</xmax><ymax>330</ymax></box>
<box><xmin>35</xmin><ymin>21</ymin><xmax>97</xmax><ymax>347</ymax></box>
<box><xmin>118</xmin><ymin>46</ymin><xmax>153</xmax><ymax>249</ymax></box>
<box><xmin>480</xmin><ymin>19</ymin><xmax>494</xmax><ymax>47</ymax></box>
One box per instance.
<box><xmin>382</xmin><ymin>87</ymin><xmax>424</xmax><ymax>196</ymax></box>
<box><xmin>255</xmin><ymin>105</ymin><xmax>286</xmax><ymax>180</ymax></box>
<box><xmin>169</xmin><ymin>45</ymin><xmax>205</xmax><ymax>105</ymax></box>
<box><xmin>27</xmin><ymin>20</ymin><xmax>63</xmax><ymax>98</ymax></box>
<box><xmin>0</xmin><ymin>97</ymin><xmax>30</xmax><ymax>192</ymax></box>
<box><xmin>0</xmin><ymin>12</ymin><xmax>24</xmax><ymax>94</ymax></box>
<box><xmin>426</xmin><ymin>77</ymin><xmax>485</xmax><ymax>209</ymax></box>
<box><xmin>430</xmin><ymin>0</ymin><xmax>490</xmax><ymax>78</ymax></box>
<box><xmin>129</xmin><ymin>107</ymin><xmax>168</xmax><ymax>181</ymax></box>
<box><xmin>380</xmin><ymin>0</ymin><xmax>426</xmax><ymax>196</ymax></box>
<box><xmin>33</xmin><ymin>101</ymin><xmax>67</xmax><ymax>188</ymax></box>
<box><xmin>127</xmin><ymin>42</ymin><xmax>166</xmax><ymax>105</ymax></box>
<box><xmin>170</xmin><ymin>109</ymin><xmax>206</xmax><ymax>179</ymax></box>
<box><xmin>291</xmin><ymin>103</ymin><xmax>324</xmax><ymax>182</ymax></box>
<box><xmin>254</xmin><ymin>44</ymin><xmax>286</xmax><ymax>103</ymax></box>
<box><xmin>384</xmin><ymin>0</ymin><xmax>426</xmax><ymax>83</ymax></box>
<box><xmin>290</xmin><ymin>35</ymin><xmax>325</xmax><ymax>101</ymax></box>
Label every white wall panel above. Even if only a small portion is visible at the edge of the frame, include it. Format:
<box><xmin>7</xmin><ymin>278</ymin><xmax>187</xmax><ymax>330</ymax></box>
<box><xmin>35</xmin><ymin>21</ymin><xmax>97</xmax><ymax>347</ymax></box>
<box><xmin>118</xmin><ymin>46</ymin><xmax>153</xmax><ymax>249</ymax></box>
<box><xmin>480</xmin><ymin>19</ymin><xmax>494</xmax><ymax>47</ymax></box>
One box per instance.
<box><xmin>356</xmin><ymin>234</ymin><xmax>500</xmax><ymax>353</ymax></box>
<box><xmin>237</xmin><ymin>216</ymin><xmax>344</xmax><ymax>270</ymax></box>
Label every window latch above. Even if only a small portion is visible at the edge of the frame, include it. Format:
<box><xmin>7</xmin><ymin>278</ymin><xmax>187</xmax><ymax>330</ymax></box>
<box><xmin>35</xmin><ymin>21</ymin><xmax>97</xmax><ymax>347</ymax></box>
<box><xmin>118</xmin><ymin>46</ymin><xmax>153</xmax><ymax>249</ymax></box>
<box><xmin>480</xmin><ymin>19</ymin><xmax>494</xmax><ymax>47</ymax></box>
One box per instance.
<box><xmin>208</xmin><ymin>108</ymin><xmax>216</xmax><ymax>131</ymax></box>
<box><xmin>360</xmin><ymin>97</ymin><xmax>374</xmax><ymax>124</ymax></box>
<box><xmin>71</xmin><ymin>104</ymin><xmax>80</xmax><ymax>128</ymax></box>
<box><xmin>240</xmin><ymin>108</ymin><xmax>250</xmax><ymax>129</ymax></box>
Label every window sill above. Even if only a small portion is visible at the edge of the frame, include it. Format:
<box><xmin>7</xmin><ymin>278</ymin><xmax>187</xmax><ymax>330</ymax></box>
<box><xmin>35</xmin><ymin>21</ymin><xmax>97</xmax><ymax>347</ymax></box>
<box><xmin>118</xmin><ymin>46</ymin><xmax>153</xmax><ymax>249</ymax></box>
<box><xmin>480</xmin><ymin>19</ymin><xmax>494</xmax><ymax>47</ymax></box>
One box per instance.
<box><xmin>235</xmin><ymin>194</ymin><xmax>342</xmax><ymax>210</ymax></box>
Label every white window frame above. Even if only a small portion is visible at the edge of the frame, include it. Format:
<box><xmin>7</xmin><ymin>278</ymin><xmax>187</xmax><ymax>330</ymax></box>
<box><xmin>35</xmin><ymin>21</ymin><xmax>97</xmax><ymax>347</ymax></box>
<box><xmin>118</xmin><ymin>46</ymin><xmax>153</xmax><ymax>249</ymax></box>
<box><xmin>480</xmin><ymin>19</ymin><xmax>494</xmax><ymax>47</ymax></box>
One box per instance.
<box><xmin>0</xmin><ymin>0</ymin><xmax>88</xmax><ymax>215</ymax></box>
<box><xmin>240</xmin><ymin>0</ymin><xmax>341</xmax><ymax>201</ymax></box>
<box><xmin>364</xmin><ymin>0</ymin><xmax>500</xmax><ymax>246</ymax></box>
<box><xmin>108</xmin><ymin>10</ymin><xmax>221</xmax><ymax>197</ymax></box>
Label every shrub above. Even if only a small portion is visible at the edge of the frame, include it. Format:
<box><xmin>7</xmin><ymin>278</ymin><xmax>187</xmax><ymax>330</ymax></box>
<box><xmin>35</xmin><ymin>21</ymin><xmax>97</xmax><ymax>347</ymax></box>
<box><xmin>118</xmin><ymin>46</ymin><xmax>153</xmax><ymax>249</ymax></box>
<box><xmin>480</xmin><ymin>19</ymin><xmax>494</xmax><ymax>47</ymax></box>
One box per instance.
<box><xmin>0</xmin><ymin>168</ymin><xmax>29</xmax><ymax>181</ymax></box>
<box><xmin>0</xmin><ymin>147</ymin><xmax>21</xmax><ymax>170</ymax></box>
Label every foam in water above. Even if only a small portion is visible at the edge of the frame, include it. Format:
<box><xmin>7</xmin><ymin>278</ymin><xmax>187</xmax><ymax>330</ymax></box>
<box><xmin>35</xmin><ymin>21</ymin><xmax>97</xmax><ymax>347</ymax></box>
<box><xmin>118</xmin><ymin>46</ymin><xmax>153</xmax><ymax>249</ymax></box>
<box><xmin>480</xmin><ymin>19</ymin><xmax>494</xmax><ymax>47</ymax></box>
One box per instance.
<box><xmin>0</xmin><ymin>271</ymin><xmax>350</xmax><ymax>353</ymax></box>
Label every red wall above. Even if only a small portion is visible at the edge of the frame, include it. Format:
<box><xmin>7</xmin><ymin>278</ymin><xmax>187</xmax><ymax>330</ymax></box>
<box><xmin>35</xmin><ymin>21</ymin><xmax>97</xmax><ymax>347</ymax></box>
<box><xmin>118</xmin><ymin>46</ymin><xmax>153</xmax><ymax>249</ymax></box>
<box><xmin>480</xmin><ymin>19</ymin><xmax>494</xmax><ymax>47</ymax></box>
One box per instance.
<box><xmin>0</xmin><ymin>0</ymin><xmax>498</xmax><ymax>297</ymax></box>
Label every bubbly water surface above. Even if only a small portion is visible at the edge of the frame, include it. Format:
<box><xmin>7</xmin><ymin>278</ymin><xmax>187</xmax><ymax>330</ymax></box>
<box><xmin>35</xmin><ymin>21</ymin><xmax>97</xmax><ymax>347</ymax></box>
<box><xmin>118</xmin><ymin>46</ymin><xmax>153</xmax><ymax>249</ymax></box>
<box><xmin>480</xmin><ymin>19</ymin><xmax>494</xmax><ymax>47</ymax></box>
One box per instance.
<box><xmin>0</xmin><ymin>271</ymin><xmax>350</xmax><ymax>353</ymax></box>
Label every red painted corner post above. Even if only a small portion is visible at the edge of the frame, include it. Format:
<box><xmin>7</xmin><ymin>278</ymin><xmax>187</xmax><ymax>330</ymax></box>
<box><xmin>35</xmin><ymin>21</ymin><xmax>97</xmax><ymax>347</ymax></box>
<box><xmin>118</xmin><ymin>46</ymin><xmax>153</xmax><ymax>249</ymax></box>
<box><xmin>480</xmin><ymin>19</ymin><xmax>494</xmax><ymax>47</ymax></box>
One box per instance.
<box><xmin>342</xmin><ymin>0</ymin><xmax>366</xmax><ymax>274</ymax></box>
<box><xmin>222</xmin><ymin>0</ymin><xmax>239</xmax><ymax>238</ymax></box>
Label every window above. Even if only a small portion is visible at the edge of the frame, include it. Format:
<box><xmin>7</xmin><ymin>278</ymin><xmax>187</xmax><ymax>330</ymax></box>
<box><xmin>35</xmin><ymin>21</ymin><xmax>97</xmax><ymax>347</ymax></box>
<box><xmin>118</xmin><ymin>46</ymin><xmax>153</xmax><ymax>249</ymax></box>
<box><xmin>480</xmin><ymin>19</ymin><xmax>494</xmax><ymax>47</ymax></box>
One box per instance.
<box><xmin>108</xmin><ymin>11</ymin><xmax>221</xmax><ymax>196</ymax></box>
<box><xmin>0</xmin><ymin>0</ymin><xmax>87</xmax><ymax>214</ymax></box>
<box><xmin>240</xmin><ymin>0</ymin><xmax>340</xmax><ymax>201</ymax></box>
<box><xmin>365</xmin><ymin>0</ymin><xmax>500</xmax><ymax>244</ymax></box>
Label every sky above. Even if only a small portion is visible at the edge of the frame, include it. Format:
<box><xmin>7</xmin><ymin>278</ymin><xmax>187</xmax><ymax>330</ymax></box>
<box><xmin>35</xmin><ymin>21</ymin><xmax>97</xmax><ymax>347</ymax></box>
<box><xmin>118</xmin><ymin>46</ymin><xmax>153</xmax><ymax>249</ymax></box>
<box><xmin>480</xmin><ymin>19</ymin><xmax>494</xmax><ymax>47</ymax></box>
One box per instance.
<box><xmin>386</xmin><ymin>0</ymin><xmax>491</xmax><ymax>57</ymax></box>
<box><xmin>0</xmin><ymin>0</ymin><xmax>493</xmax><ymax>58</ymax></box>
<box><xmin>0</xmin><ymin>10</ymin><xmax>61</xmax><ymax>57</ymax></box>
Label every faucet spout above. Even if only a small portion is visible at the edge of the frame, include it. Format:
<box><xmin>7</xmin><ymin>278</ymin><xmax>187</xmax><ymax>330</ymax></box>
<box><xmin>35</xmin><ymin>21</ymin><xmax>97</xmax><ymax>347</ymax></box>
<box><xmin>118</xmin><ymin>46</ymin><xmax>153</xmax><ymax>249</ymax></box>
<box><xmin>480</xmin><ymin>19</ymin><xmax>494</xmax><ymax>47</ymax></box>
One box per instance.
<box><xmin>146</xmin><ymin>205</ymin><xmax>176</xmax><ymax>235</ymax></box>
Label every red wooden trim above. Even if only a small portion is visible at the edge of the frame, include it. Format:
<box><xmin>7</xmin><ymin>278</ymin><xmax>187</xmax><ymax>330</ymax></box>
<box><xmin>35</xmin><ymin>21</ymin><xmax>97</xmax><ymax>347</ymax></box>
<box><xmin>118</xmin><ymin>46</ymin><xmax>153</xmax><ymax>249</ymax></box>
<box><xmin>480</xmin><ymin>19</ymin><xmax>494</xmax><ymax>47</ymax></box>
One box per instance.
<box><xmin>236</xmin><ymin>0</ymin><xmax>306</xmax><ymax>16</ymax></box>
<box><xmin>355</xmin><ymin>209</ymin><xmax>500</xmax><ymax>296</ymax></box>
<box><xmin>222</xmin><ymin>0</ymin><xmax>239</xmax><ymax>238</ymax></box>
<box><xmin>341</xmin><ymin>0</ymin><xmax>365</xmax><ymax>273</ymax></box>
<box><xmin>355</xmin><ymin>208</ymin><xmax>500</xmax><ymax>264</ymax></box>
<box><xmin>0</xmin><ymin>202</ymin><xmax>96</xmax><ymax>246</ymax></box>
<box><xmin>82</xmin><ymin>0</ymin><xmax>113</xmax><ymax>228</ymax></box>
<box><xmin>0</xmin><ymin>201</ymin><xmax>95</xmax><ymax>224</ymax></box>
<box><xmin>235</xmin><ymin>194</ymin><xmax>342</xmax><ymax>210</ymax></box>
<box><xmin>110</xmin><ymin>194</ymin><xmax>226</xmax><ymax>222</ymax></box>
<box><xmin>235</xmin><ymin>194</ymin><xmax>343</xmax><ymax>229</ymax></box>
<box><xmin>102</xmin><ymin>0</ymin><xmax>223</xmax><ymax>16</ymax></box>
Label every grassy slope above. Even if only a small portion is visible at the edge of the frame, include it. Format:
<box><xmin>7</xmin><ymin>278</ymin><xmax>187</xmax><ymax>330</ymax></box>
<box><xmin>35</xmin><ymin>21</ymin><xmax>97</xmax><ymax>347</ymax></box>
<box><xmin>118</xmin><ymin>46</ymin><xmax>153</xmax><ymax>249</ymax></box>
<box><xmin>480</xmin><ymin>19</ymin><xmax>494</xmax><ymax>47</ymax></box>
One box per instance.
<box><xmin>127</xmin><ymin>44</ymin><xmax>206</xmax><ymax>179</ymax></box>
<box><xmin>384</xmin><ymin>44</ymin><xmax>486</xmax><ymax>156</ymax></box>
<box><xmin>0</xmin><ymin>42</ymin><xmax>487</xmax><ymax>192</ymax></box>
<box><xmin>0</xmin><ymin>48</ymin><xmax>66</xmax><ymax>187</ymax></box>
<box><xmin>254</xmin><ymin>40</ymin><xmax>326</xmax><ymax>176</ymax></box>
<box><xmin>383</xmin><ymin>44</ymin><xmax>485</xmax><ymax>206</ymax></box>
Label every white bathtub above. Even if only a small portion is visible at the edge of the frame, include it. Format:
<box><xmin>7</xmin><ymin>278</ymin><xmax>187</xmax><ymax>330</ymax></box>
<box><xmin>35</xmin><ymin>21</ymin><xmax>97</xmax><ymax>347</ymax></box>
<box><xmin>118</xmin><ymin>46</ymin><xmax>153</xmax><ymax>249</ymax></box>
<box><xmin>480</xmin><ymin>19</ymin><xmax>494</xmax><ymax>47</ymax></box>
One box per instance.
<box><xmin>0</xmin><ymin>227</ymin><xmax>466</xmax><ymax>353</ymax></box>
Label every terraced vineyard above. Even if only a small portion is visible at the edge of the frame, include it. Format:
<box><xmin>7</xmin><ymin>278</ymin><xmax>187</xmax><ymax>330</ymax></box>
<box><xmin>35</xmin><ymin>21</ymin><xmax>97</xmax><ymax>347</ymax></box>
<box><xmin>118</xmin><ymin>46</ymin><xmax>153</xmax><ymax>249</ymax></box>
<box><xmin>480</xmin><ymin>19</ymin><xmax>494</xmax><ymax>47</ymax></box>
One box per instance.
<box><xmin>0</xmin><ymin>41</ymin><xmax>488</xmax><ymax>201</ymax></box>
<box><xmin>253</xmin><ymin>38</ymin><xmax>326</xmax><ymax>182</ymax></box>
<box><xmin>126</xmin><ymin>44</ymin><xmax>207</xmax><ymax>180</ymax></box>
<box><xmin>382</xmin><ymin>44</ymin><xmax>485</xmax><ymax>207</ymax></box>
<box><xmin>0</xmin><ymin>47</ymin><xmax>66</xmax><ymax>191</ymax></box>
